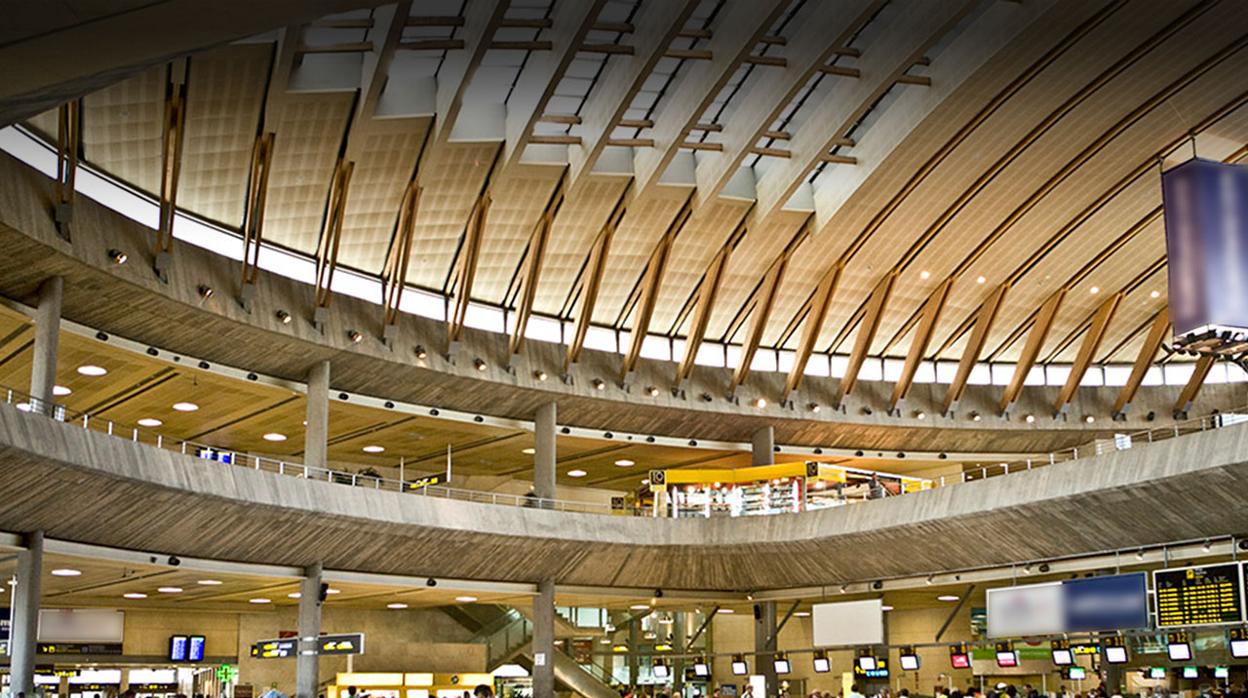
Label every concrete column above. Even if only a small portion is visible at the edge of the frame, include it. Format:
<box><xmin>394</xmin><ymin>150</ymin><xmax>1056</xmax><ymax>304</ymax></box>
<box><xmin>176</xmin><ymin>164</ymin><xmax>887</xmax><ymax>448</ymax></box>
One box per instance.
<box><xmin>304</xmin><ymin>361</ymin><xmax>330</xmax><ymax>469</ymax></box>
<box><xmin>751</xmin><ymin>426</ymin><xmax>775</xmax><ymax>466</ymax></box>
<box><xmin>533</xmin><ymin>402</ymin><xmax>557</xmax><ymax>504</ymax></box>
<box><xmin>295</xmin><ymin>563</ymin><xmax>324</xmax><ymax>698</ymax></box>
<box><xmin>29</xmin><ymin>277</ymin><xmax>63</xmax><ymax>415</ymax></box>
<box><xmin>628</xmin><ymin>617</ymin><xmax>640</xmax><ymax>690</ymax></box>
<box><xmin>10</xmin><ymin>531</ymin><xmax>45</xmax><ymax>697</ymax></box>
<box><xmin>754</xmin><ymin>601</ymin><xmax>777</xmax><ymax>698</ymax></box>
<box><xmin>532</xmin><ymin>579</ymin><xmax>556</xmax><ymax>698</ymax></box>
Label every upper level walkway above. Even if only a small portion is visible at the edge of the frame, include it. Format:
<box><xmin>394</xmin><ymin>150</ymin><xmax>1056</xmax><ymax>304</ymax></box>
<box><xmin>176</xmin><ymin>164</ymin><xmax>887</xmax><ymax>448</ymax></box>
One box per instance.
<box><xmin>1</xmin><ymin>391</ymin><xmax>1246</xmax><ymax>591</ymax></box>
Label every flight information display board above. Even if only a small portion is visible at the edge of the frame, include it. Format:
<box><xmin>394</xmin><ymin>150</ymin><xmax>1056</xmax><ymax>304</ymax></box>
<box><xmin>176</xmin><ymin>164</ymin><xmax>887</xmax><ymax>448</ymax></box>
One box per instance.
<box><xmin>1154</xmin><ymin>563</ymin><xmax>1244</xmax><ymax>627</ymax></box>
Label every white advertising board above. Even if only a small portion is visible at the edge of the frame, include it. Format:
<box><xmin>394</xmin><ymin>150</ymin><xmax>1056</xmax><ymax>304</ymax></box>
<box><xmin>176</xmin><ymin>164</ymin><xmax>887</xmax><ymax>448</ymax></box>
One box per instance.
<box><xmin>812</xmin><ymin>599</ymin><xmax>884</xmax><ymax>647</ymax></box>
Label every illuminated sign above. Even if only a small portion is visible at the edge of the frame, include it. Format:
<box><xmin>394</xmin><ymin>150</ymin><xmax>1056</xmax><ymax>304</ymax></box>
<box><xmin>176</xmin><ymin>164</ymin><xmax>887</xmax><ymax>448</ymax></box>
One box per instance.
<box><xmin>853</xmin><ymin>656</ymin><xmax>888</xmax><ymax>679</ymax></box>
<box><xmin>318</xmin><ymin>633</ymin><xmax>365</xmax><ymax>655</ymax></box>
<box><xmin>1052</xmin><ymin>640</ymin><xmax>1073</xmax><ymax>666</ymax></box>
<box><xmin>37</xmin><ymin>643</ymin><xmax>122</xmax><ymax>655</ymax></box>
<box><xmin>170</xmin><ymin>636</ymin><xmax>189</xmax><ymax>662</ymax></box>
<box><xmin>250</xmin><ymin>639</ymin><xmax>296</xmax><ymax>659</ymax></box>
<box><xmin>995</xmin><ymin>641</ymin><xmax>1018</xmax><ymax>669</ymax></box>
<box><xmin>1154</xmin><ymin>563</ymin><xmax>1244</xmax><ymax>627</ymax></box>
<box><xmin>950</xmin><ymin>643</ymin><xmax>971</xmax><ymax>669</ymax></box>
<box><xmin>406</xmin><ymin>475</ymin><xmax>442</xmax><ymax>490</ymax></box>
<box><xmin>1230</xmin><ymin>628</ymin><xmax>1248</xmax><ymax>658</ymax></box>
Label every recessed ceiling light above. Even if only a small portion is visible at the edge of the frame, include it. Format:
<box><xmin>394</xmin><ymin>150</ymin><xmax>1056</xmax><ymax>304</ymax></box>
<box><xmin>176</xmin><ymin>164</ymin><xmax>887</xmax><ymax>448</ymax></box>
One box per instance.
<box><xmin>976</xmin><ymin>276</ymin><xmax>987</xmax><ymax>284</ymax></box>
<box><xmin>794</xmin><ymin>611</ymin><xmax>810</xmax><ymax>617</ymax></box>
<box><xmin>387</xmin><ymin>603</ymin><xmax>409</xmax><ymax>609</ymax></box>
<box><xmin>158</xmin><ymin>587</ymin><xmax>183</xmax><ymax>594</ymax></box>
<box><xmin>362</xmin><ymin>445</ymin><xmax>385</xmax><ymax>453</ymax></box>
<box><xmin>50</xmin><ymin>568</ymin><xmax>81</xmax><ymax>577</ymax></box>
<box><xmin>881</xmin><ymin>605</ymin><xmax>894</xmax><ymax>612</ymax></box>
<box><xmin>249</xmin><ymin>598</ymin><xmax>272</xmax><ymax>604</ymax></box>
<box><xmin>172</xmin><ymin>402</ymin><xmax>199</xmax><ymax>412</ymax></box>
<box><xmin>326</xmin><ymin>588</ymin><xmax>340</xmax><ymax>595</ymax></box>
<box><xmin>455</xmin><ymin>596</ymin><xmax>478</xmax><ymax>603</ymax></box>
<box><xmin>15</xmin><ymin>402</ymin><xmax>31</xmax><ymax>412</ymax></box>
<box><xmin>615</xmin><ymin>459</ymin><xmax>635</xmax><ymax>467</ymax></box>
<box><xmin>263</xmin><ymin>433</ymin><xmax>287</xmax><ymax>442</ymax></box>
<box><xmin>1089</xmin><ymin>286</ymin><xmax>1100</xmax><ymax>294</ymax></box>
<box><xmin>138</xmin><ymin>418</ymin><xmax>163</xmax><ymax>427</ymax></box>
<box><xmin>77</xmin><ymin>365</ymin><xmax>107</xmax><ymax>376</ymax></box>
<box><xmin>754</xmin><ymin>398</ymin><xmax>767</xmax><ymax>408</ymax></box>
<box><xmin>718</xmin><ymin>609</ymin><xmax>735</xmax><ymax>614</ymax></box>
<box><xmin>52</xmin><ymin>385</ymin><xmax>71</xmax><ymax>397</ymax></box>
<box><xmin>123</xmin><ymin>592</ymin><xmax>147</xmax><ymax>599</ymax></box>
<box><xmin>522</xmin><ymin>447</ymin><xmax>536</xmax><ymax>455</ymax></box>
<box><xmin>919</xmin><ymin>270</ymin><xmax>931</xmax><ymax>280</ymax></box>
<box><xmin>937</xmin><ymin>595</ymin><xmax>959</xmax><ymax>602</ymax></box>
<box><xmin>568</xmin><ymin>469</ymin><xmax>587</xmax><ymax>478</ymax></box>
<box><xmin>1150</xmin><ymin>290</ymin><xmax>1161</xmax><ymax>299</ymax></box>
<box><xmin>196</xmin><ymin>579</ymin><xmax>222</xmax><ymax>586</ymax></box>
<box><xmin>630</xmin><ymin>604</ymin><xmax>651</xmax><ymax>610</ymax></box>
<box><xmin>288</xmin><ymin>592</ymin><xmax>302</xmax><ymax>599</ymax></box>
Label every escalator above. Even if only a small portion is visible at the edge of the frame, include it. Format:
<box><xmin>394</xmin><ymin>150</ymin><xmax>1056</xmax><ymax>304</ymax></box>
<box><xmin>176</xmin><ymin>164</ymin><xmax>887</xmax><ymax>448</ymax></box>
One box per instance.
<box><xmin>444</xmin><ymin>606</ymin><xmax>618</xmax><ymax>698</ymax></box>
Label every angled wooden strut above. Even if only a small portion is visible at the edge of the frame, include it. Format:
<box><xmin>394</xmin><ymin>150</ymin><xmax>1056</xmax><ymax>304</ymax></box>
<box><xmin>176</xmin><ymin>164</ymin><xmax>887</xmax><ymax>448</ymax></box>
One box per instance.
<box><xmin>153</xmin><ymin>60</ymin><xmax>188</xmax><ymax>282</ymax></box>
<box><xmin>52</xmin><ymin>100</ymin><xmax>81</xmax><ymax>241</ymax></box>
<box><xmin>239</xmin><ymin>132</ymin><xmax>276</xmax><ymax>310</ymax></box>
<box><xmin>312</xmin><ymin>158</ymin><xmax>355</xmax><ymax>329</ymax></box>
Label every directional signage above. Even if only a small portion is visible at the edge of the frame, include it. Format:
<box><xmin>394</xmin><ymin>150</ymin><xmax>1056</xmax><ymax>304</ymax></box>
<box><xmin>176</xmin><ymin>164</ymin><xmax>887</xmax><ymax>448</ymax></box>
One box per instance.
<box><xmin>1154</xmin><ymin>563</ymin><xmax>1244</xmax><ymax>627</ymax></box>
<box><xmin>250</xmin><ymin>639</ymin><xmax>296</xmax><ymax>659</ymax></box>
<box><xmin>318</xmin><ymin>633</ymin><xmax>364</xmax><ymax>655</ymax></box>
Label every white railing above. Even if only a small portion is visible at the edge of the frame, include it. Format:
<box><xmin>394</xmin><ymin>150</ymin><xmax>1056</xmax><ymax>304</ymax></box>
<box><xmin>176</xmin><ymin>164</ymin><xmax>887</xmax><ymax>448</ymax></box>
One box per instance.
<box><xmin>5</xmin><ymin>385</ymin><xmax>1240</xmax><ymax>517</ymax></box>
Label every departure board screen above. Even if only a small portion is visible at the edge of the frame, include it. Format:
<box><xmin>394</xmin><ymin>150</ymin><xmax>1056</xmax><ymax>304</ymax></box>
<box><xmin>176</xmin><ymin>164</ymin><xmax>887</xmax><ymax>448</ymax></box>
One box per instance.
<box><xmin>1153</xmin><ymin>563</ymin><xmax>1244</xmax><ymax>627</ymax></box>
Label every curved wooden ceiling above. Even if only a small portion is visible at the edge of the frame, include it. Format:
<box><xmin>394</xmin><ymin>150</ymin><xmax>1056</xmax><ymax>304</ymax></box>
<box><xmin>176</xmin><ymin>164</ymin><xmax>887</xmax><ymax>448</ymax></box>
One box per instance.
<box><xmin>10</xmin><ymin>0</ymin><xmax>1248</xmax><ymax>406</ymax></box>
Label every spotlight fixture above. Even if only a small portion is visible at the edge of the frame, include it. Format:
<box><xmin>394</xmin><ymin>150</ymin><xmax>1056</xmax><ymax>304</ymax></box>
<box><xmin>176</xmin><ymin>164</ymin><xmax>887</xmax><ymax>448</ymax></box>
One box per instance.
<box><xmin>1135</xmin><ymin>549</ymin><xmax>1145</xmax><ymax>560</ymax></box>
<box><xmin>1084</xmin><ymin>414</ymin><xmax>1095</xmax><ymax>424</ymax></box>
<box><xmin>700</xmin><ymin>392</ymin><xmax>713</xmax><ymax>402</ymax></box>
<box><xmin>198</xmin><ymin>285</ymin><xmax>214</xmax><ymax>299</ymax></box>
<box><xmin>592</xmin><ymin>378</ymin><xmax>606</xmax><ymax>390</ymax></box>
<box><xmin>107</xmin><ymin>248</ymin><xmax>128</xmax><ymax>265</ymax></box>
<box><xmin>348</xmin><ymin>330</ymin><xmax>363</xmax><ymax>344</ymax></box>
<box><xmin>275</xmin><ymin>310</ymin><xmax>292</xmax><ymax>325</ymax></box>
<box><xmin>474</xmin><ymin>358</ymin><xmax>487</xmax><ymax>372</ymax></box>
<box><xmin>915</xmin><ymin>410</ymin><xmax>926</xmax><ymax>420</ymax></box>
<box><xmin>1038</xmin><ymin>563</ymin><xmax>1050</xmax><ymax>573</ymax></box>
<box><xmin>970</xmin><ymin>411</ymin><xmax>981</xmax><ymax>422</ymax></box>
<box><xmin>754</xmin><ymin>397</ymin><xmax>767</xmax><ymax>409</ymax></box>
<box><xmin>861</xmin><ymin>406</ymin><xmax>873</xmax><ymax>416</ymax></box>
<box><xmin>808</xmin><ymin>402</ymin><xmax>821</xmax><ymax>413</ymax></box>
<box><xmin>1203</xmin><ymin>539</ymin><xmax>1213</xmax><ymax>553</ymax></box>
<box><xmin>1024</xmin><ymin>413</ymin><xmax>1035</xmax><ymax>423</ymax></box>
<box><xmin>414</xmin><ymin>345</ymin><xmax>428</xmax><ymax>360</ymax></box>
<box><xmin>646</xmin><ymin>385</ymin><xmax>660</xmax><ymax>397</ymax></box>
<box><xmin>534</xmin><ymin>370</ymin><xmax>548</xmax><ymax>381</ymax></box>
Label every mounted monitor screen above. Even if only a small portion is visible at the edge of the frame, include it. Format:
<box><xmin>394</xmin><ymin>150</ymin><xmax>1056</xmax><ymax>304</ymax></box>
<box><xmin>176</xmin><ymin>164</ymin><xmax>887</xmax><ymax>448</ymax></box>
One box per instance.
<box><xmin>1052</xmin><ymin>649</ymin><xmax>1074</xmax><ymax>666</ymax></box>
<box><xmin>996</xmin><ymin>652</ymin><xmax>1018</xmax><ymax>668</ymax></box>
<box><xmin>813</xmin><ymin>600</ymin><xmax>884</xmax><ymax>647</ymax></box>
<box><xmin>951</xmin><ymin>654</ymin><xmax>971</xmax><ymax>669</ymax></box>
<box><xmin>1154</xmin><ymin>564</ymin><xmax>1244</xmax><ymax>627</ymax></box>
<box><xmin>1104</xmin><ymin>646</ymin><xmax>1128</xmax><ymax>665</ymax></box>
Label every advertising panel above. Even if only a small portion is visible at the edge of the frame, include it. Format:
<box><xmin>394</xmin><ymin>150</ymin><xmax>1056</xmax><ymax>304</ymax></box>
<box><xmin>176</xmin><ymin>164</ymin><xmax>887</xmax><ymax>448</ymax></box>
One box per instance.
<box><xmin>988</xmin><ymin>574</ymin><xmax>1148</xmax><ymax>638</ymax></box>
<box><xmin>812</xmin><ymin>600</ymin><xmax>884</xmax><ymax>647</ymax></box>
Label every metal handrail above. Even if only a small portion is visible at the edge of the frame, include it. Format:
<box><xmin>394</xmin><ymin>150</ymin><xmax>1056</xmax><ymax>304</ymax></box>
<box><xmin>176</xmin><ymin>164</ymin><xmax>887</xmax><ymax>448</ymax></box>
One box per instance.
<box><xmin>5</xmin><ymin>384</ymin><xmax>1242</xmax><ymax>518</ymax></box>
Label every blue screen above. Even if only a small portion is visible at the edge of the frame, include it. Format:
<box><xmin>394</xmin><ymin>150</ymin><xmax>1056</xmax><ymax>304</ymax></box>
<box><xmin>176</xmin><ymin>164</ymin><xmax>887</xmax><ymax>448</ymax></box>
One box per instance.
<box><xmin>188</xmin><ymin>635</ymin><xmax>205</xmax><ymax>662</ymax></box>
<box><xmin>169</xmin><ymin>635</ymin><xmax>188</xmax><ymax>661</ymax></box>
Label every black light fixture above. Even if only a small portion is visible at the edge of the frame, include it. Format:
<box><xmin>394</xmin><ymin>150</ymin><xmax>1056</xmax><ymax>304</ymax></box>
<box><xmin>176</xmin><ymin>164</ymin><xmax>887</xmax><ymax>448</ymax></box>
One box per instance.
<box><xmin>474</xmin><ymin>358</ymin><xmax>487</xmax><ymax>372</ymax></box>
<box><xmin>970</xmin><ymin>411</ymin><xmax>981</xmax><ymax>422</ymax></box>
<box><xmin>348</xmin><ymin>330</ymin><xmax>363</xmax><ymax>344</ymax></box>
<box><xmin>276</xmin><ymin>310</ymin><xmax>292</xmax><ymax>325</ymax></box>
<box><xmin>812</xmin><ymin>650</ymin><xmax>831</xmax><ymax>673</ymax></box>
<box><xmin>534</xmin><ymin>370</ymin><xmax>548</xmax><ymax>381</ymax></box>
<box><xmin>414</xmin><ymin>345</ymin><xmax>428</xmax><ymax>359</ymax></box>
<box><xmin>198</xmin><ymin>285</ymin><xmax>214</xmax><ymax>299</ymax></box>
<box><xmin>731</xmin><ymin>655</ymin><xmax>749</xmax><ymax>676</ymax></box>
<box><xmin>107</xmin><ymin>248</ymin><xmax>128</xmax><ymax>265</ymax></box>
<box><xmin>592</xmin><ymin>378</ymin><xmax>606</xmax><ymax>390</ymax></box>
<box><xmin>646</xmin><ymin>386</ymin><xmax>660</xmax><ymax>397</ymax></box>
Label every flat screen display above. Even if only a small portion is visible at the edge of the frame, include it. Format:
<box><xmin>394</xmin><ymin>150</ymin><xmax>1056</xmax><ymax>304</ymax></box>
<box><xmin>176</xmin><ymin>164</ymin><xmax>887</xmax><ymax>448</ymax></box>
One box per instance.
<box><xmin>1184</xmin><ymin>667</ymin><xmax>1199</xmax><ymax>679</ymax></box>
<box><xmin>1149</xmin><ymin>668</ymin><xmax>1167</xmax><ymax>680</ymax></box>
<box><xmin>169</xmin><ymin>636</ymin><xmax>188</xmax><ymax>662</ymax></box>
<box><xmin>857</xmin><ymin>657</ymin><xmax>877</xmax><ymax>671</ymax></box>
<box><xmin>1232</xmin><ymin>639</ymin><xmax>1248</xmax><ymax>658</ymax></box>
<box><xmin>996</xmin><ymin>652</ymin><xmax>1017</xmax><ymax>668</ymax></box>
<box><xmin>773</xmin><ymin>659</ymin><xmax>791</xmax><ymax>675</ymax></box>
<box><xmin>693</xmin><ymin>663</ymin><xmax>709</xmax><ymax>678</ymax></box>
<box><xmin>813</xmin><ymin>657</ymin><xmax>831</xmax><ymax>673</ymax></box>
<box><xmin>1154</xmin><ymin>564</ymin><xmax>1244</xmax><ymax>627</ymax></box>
<box><xmin>188</xmin><ymin>635</ymin><xmax>205</xmax><ymax>662</ymax></box>
<box><xmin>1216</xmin><ymin>667</ymin><xmax>1230</xmax><ymax>679</ymax></box>
<box><xmin>1052</xmin><ymin>649</ymin><xmax>1073</xmax><ymax>666</ymax></box>
<box><xmin>1104</xmin><ymin>646</ymin><xmax>1128</xmax><ymax>664</ymax></box>
<box><xmin>951</xmin><ymin>654</ymin><xmax>970</xmax><ymax>669</ymax></box>
<box><xmin>653</xmin><ymin>664</ymin><xmax>670</xmax><ymax>679</ymax></box>
<box><xmin>899</xmin><ymin>655</ymin><xmax>920</xmax><ymax>671</ymax></box>
<box><xmin>731</xmin><ymin>660</ymin><xmax>748</xmax><ymax>676</ymax></box>
<box><xmin>1168</xmin><ymin>643</ymin><xmax>1192</xmax><ymax>661</ymax></box>
<box><xmin>1069</xmin><ymin>668</ymin><xmax>1087</xmax><ymax>680</ymax></box>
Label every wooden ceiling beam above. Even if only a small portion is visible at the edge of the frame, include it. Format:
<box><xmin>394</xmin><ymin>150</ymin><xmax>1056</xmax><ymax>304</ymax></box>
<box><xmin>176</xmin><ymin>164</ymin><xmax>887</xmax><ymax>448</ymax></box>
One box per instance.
<box><xmin>1174</xmin><ymin>354</ymin><xmax>1216</xmax><ymax>417</ymax></box>
<box><xmin>566</xmin><ymin>0</ymin><xmax>701</xmax><ymax>193</ymax></box>
<box><xmin>239</xmin><ymin>132</ymin><xmax>276</xmax><ymax>311</ymax></box>
<box><xmin>398</xmin><ymin>38</ymin><xmax>466</xmax><ymax>51</ymax></box>
<box><xmin>619</xmin><ymin>196</ymin><xmax>694</xmax><ymax>382</ymax></box>
<box><xmin>153</xmin><ymin>59</ymin><xmax>188</xmax><ymax>283</ymax></box>
<box><xmin>674</xmin><ymin>219</ymin><xmax>748</xmax><ymax>387</ymax></box>
<box><xmin>1112</xmin><ymin>308</ymin><xmax>1169</xmax><ymax>418</ymax></box>
<box><xmin>1000</xmin><ymin>290</ymin><xmax>1064</xmax><ymax>414</ymax></box>
<box><xmin>381</xmin><ymin>182</ymin><xmax>421</xmax><ymax>342</ymax></box>
<box><xmin>447</xmin><ymin>189</ymin><xmax>490</xmax><ymax>346</ymax></box>
<box><xmin>430</xmin><ymin>0</ymin><xmax>510</xmax><ymax>145</ymax></box>
<box><xmin>508</xmin><ymin>173</ymin><xmax>568</xmax><ymax>355</ymax></box>
<box><xmin>594</xmin><ymin>0</ymin><xmax>790</xmax><ymax>200</ymax></box>
<box><xmin>836</xmin><ymin>271</ymin><xmax>896</xmax><ymax>406</ymax></box>
<box><xmin>782</xmin><ymin>263</ymin><xmax>841</xmax><ymax>401</ymax></box>
<box><xmin>888</xmin><ymin>277</ymin><xmax>953</xmax><ymax>411</ymax></box>
<box><xmin>730</xmin><ymin>224</ymin><xmax>806</xmax><ymax>395</ymax></box>
<box><xmin>941</xmin><ymin>282</ymin><xmax>1008</xmax><ymax>415</ymax></box>
<box><xmin>1053</xmin><ymin>292</ymin><xmax>1122</xmax><ymax>415</ymax></box>
<box><xmin>406</xmin><ymin>16</ymin><xmax>465</xmax><ymax>27</ymax></box>
<box><xmin>565</xmin><ymin>186</ymin><xmax>630</xmax><ymax>372</ymax></box>
<box><xmin>345</xmin><ymin>1</ymin><xmax>413</xmax><ymax>161</ymax></box>
<box><xmin>749</xmin><ymin>1</ymin><xmax>974</xmax><ymax>222</ymax></box>
<box><xmin>312</xmin><ymin>159</ymin><xmax>355</xmax><ymax>330</ymax></box>
<box><xmin>51</xmin><ymin>100</ymin><xmax>80</xmax><ymax>241</ymax></box>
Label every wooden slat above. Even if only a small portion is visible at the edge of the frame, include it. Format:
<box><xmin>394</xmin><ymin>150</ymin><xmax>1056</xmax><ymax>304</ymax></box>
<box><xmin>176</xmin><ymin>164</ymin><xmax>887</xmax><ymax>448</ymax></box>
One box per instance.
<box><xmin>941</xmin><ymin>282</ymin><xmax>1008</xmax><ymax>414</ymax></box>
<box><xmin>1112</xmin><ymin>308</ymin><xmax>1169</xmax><ymax>417</ymax></box>
<box><xmin>836</xmin><ymin>271</ymin><xmax>895</xmax><ymax>404</ymax></box>
<box><xmin>1053</xmin><ymin>293</ymin><xmax>1122</xmax><ymax>414</ymax></box>
<box><xmin>818</xmin><ymin>64</ymin><xmax>861</xmax><ymax>78</ymax></box>
<box><xmin>674</xmin><ymin>220</ymin><xmax>746</xmax><ymax>386</ymax></box>
<box><xmin>529</xmin><ymin>134</ymin><xmax>583</xmax><ymax>145</ymax></box>
<box><xmin>52</xmin><ymin>100</ymin><xmax>80</xmax><ymax>240</ymax></box>
<box><xmin>889</xmin><ymin>278</ymin><xmax>953</xmax><ymax>410</ymax></box>
<box><xmin>154</xmin><ymin>60</ymin><xmax>188</xmax><ymax>280</ymax></box>
<box><xmin>895</xmin><ymin>73</ymin><xmax>932</xmax><ymax>86</ymax></box>
<box><xmin>1000</xmin><ymin>290</ymin><xmax>1064</xmax><ymax>413</ymax></box>
<box><xmin>447</xmin><ymin>192</ymin><xmax>490</xmax><ymax>345</ymax></box>
<box><xmin>239</xmin><ymin>132</ymin><xmax>275</xmax><ymax>293</ymax></box>
<box><xmin>619</xmin><ymin>197</ymin><xmax>694</xmax><ymax>381</ymax></box>
<box><xmin>508</xmin><ymin>174</ymin><xmax>567</xmax><ymax>355</ymax></box>
<box><xmin>565</xmin><ymin>188</ymin><xmax>629</xmax><ymax>371</ymax></box>
<box><xmin>399</xmin><ymin>39</ymin><xmax>466</xmax><ymax>51</ymax></box>
<box><xmin>730</xmin><ymin>242</ymin><xmax>795</xmax><ymax>394</ymax></box>
<box><xmin>312</xmin><ymin>159</ymin><xmax>354</xmax><ymax>321</ymax></box>
<box><xmin>1174</xmin><ymin>354</ymin><xmax>1216</xmax><ymax>416</ymax></box>
<box><xmin>297</xmin><ymin>41</ymin><xmax>373</xmax><ymax>54</ymax></box>
<box><xmin>782</xmin><ymin>263</ymin><xmax>841</xmax><ymax>399</ymax></box>
<box><xmin>382</xmin><ymin>183</ymin><xmax>421</xmax><ymax>334</ymax></box>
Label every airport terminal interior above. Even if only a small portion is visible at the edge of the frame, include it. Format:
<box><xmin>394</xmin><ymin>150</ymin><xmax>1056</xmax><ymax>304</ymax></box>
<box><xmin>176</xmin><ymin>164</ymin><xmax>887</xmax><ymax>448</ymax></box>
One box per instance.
<box><xmin>5</xmin><ymin>1</ymin><xmax>1248</xmax><ymax>697</ymax></box>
